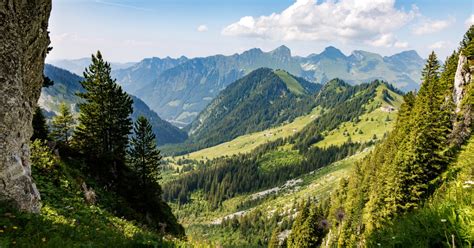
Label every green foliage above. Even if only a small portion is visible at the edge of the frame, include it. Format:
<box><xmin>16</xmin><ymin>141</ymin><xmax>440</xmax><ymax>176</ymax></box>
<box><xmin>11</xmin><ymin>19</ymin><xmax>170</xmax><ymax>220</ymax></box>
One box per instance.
<box><xmin>368</xmin><ymin>136</ymin><xmax>474</xmax><ymax>247</ymax></box>
<box><xmin>42</xmin><ymin>64</ymin><xmax>188</xmax><ymax>146</ymax></box>
<box><xmin>326</xmin><ymin>31</ymin><xmax>473</xmax><ymax>247</ymax></box>
<box><xmin>268</xmin><ymin>226</ymin><xmax>281</xmax><ymax>248</ymax></box>
<box><xmin>52</xmin><ymin>52</ymin><xmax>186</xmax><ymax>238</ymax></box>
<box><xmin>288</xmin><ymin>202</ymin><xmax>328</xmax><ymax>248</ymax></box>
<box><xmin>0</xmin><ymin>140</ymin><xmax>180</xmax><ymax>247</ymax></box>
<box><xmin>31</xmin><ymin>107</ymin><xmax>49</xmax><ymax>141</ymax></box>
<box><xmin>128</xmin><ymin>116</ymin><xmax>163</xmax><ymax>185</ymax></box>
<box><xmin>185</xmin><ymin>68</ymin><xmax>322</xmax><ymax>152</ymax></box>
<box><xmin>74</xmin><ymin>51</ymin><xmax>133</xmax><ymax>164</ymax></box>
<box><xmin>50</xmin><ymin>102</ymin><xmax>75</xmax><ymax>145</ymax></box>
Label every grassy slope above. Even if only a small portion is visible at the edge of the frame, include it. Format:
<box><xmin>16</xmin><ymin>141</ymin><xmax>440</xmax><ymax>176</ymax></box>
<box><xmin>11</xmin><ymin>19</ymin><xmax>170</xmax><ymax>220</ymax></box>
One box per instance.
<box><xmin>176</xmin><ymin>83</ymin><xmax>403</xmax><ymax>162</ymax></box>
<box><xmin>274</xmin><ymin>69</ymin><xmax>306</xmax><ymax>95</ymax></box>
<box><xmin>316</xmin><ymin>83</ymin><xmax>404</xmax><ymax>147</ymax></box>
<box><xmin>177</xmin><ymin>107</ymin><xmax>322</xmax><ymax>161</ymax></box>
<box><xmin>0</xmin><ymin>144</ymin><xmax>180</xmax><ymax>247</ymax></box>
<box><xmin>369</xmin><ymin>136</ymin><xmax>474</xmax><ymax>247</ymax></box>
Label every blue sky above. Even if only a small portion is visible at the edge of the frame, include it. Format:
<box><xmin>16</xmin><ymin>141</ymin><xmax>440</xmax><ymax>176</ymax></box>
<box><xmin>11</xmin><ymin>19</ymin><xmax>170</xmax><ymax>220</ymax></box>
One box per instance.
<box><xmin>48</xmin><ymin>0</ymin><xmax>473</xmax><ymax>62</ymax></box>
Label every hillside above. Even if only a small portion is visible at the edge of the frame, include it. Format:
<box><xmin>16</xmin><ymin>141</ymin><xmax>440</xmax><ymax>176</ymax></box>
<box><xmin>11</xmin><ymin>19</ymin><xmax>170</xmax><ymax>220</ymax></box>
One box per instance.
<box><xmin>320</xmin><ymin>29</ymin><xmax>474</xmax><ymax>247</ymax></box>
<box><xmin>109</xmin><ymin>46</ymin><xmax>423</xmax><ymax>127</ymax></box>
<box><xmin>187</xmin><ymin>68</ymin><xmax>322</xmax><ymax>148</ymax></box>
<box><xmin>40</xmin><ymin>64</ymin><xmax>187</xmax><ymax>145</ymax></box>
<box><xmin>0</xmin><ymin>141</ymin><xmax>182</xmax><ymax>247</ymax></box>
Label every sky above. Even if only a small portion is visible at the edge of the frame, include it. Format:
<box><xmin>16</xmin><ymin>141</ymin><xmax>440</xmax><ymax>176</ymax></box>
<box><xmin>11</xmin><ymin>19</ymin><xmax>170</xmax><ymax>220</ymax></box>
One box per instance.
<box><xmin>47</xmin><ymin>0</ymin><xmax>474</xmax><ymax>62</ymax></box>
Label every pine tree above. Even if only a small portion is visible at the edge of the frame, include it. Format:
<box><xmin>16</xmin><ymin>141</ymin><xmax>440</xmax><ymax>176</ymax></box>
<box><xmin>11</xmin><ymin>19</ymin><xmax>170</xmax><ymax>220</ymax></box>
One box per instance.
<box><xmin>128</xmin><ymin>116</ymin><xmax>162</xmax><ymax>185</ymax></box>
<box><xmin>31</xmin><ymin>107</ymin><xmax>49</xmax><ymax>141</ymax></box>
<box><xmin>74</xmin><ymin>51</ymin><xmax>133</xmax><ymax>165</ymax></box>
<box><xmin>50</xmin><ymin>102</ymin><xmax>75</xmax><ymax>144</ymax></box>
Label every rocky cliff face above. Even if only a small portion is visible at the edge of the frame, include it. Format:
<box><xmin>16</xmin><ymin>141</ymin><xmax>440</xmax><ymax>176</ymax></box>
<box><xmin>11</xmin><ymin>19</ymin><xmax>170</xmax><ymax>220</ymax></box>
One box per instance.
<box><xmin>451</xmin><ymin>52</ymin><xmax>474</xmax><ymax>146</ymax></box>
<box><xmin>0</xmin><ymin>0</ymin><xmax>52</xmax><ymax>212</ymax></box>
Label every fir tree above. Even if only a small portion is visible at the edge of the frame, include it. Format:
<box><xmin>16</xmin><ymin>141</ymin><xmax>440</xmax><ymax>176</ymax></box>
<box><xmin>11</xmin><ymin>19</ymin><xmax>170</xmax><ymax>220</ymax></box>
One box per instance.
<box><xmin>403</xmin><ymin>51</ymin><xmax>452</xmax><ymax>206</ymax></box>
<box><xmin>74</xmin><ymin>51</ymin><xmax>133</xmax><ymax>166</ymax></box>
<box><xmin>128</xmin><ymin>116</ymin><xmax>162</xmax><ymax>185</ymax></box>
<box><xmin>50</xmin><ymin>102</ymin><xmax>75</xmax><ymax>145</ymax></box>
<box><xmin>31</xmin><ymin>107</ymin><xmax>49</xmax><ymax>141</ymax></box>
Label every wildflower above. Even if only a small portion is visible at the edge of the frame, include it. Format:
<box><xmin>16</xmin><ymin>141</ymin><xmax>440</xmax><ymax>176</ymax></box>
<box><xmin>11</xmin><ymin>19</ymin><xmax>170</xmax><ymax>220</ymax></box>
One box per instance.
<box><xmin>464</xmin><ymin>180</ymin><xmax>474</xmax><ymax>185</ymax></box>
<box><xmin>12</xmin><ymin>226</ymin><xmax>18</xmax><ymax>230</ymax></box>
<box><xmin>441</xmin><ymin>219</ymin><xmax>447</xmax><ymax>223</ymax></box>
<box><xmin>0</xmin><ymin>230</ymin><xmax>3</xmax><ymax>233</ymax></box>
<box><xmin>377</xmin><ymin>243</ymin><xmax>381</xmax><ymax>246</ymax></box>
<box><xmin>42</xmin><ymin>237</ymin><xmax>47</xmax><ymax>242</ymax></box>
<box><xmin>392</xmin><ymin>236</ymin><xmax>395</xmax><ymax>239</ymax></box>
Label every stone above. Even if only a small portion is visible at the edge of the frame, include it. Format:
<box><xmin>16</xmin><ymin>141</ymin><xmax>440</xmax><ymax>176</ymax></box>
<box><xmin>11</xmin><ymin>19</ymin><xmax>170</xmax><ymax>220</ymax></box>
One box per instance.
<box><xmin>0</xmin><ymin>0</ymin><xmax>52</xmax><ymax>213</ymax></box>
<box><xmin>450</xmin><ymin>52</ymin><xmax>473</xmax><ymax>146</ymax></box>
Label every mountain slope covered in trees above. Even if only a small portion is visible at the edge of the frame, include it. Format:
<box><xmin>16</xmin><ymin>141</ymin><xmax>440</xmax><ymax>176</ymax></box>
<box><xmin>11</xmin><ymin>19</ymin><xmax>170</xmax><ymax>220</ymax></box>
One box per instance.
<box><xmin>295</xmin><ymin>27</ymin><xmax>474</xmax><ymax>248</ymax></box>
<box><xmin>40</xmin><ymin>64</ymin><xmax>187</xmax><ymax>145</ymax></box>
<box><xmin>186</xmin><ymin>68</ymin><xmax>322</xmax><ymax>148</ymax></box>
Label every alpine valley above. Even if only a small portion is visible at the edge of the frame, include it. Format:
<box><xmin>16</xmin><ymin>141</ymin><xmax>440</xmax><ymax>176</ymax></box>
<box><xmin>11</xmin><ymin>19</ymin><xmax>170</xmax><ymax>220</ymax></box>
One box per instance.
<box><xmin>1</xmin><ymin>2</ymin><xmax>472</xmax><ymax>247</ymax></box>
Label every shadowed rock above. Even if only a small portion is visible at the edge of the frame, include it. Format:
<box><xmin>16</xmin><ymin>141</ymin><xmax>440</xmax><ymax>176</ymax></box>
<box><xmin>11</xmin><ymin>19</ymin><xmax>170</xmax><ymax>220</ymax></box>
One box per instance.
<box><xmin>0</xmin><ymin>0</ymin><xmax>52</xmax><ymax>212</ymax></box>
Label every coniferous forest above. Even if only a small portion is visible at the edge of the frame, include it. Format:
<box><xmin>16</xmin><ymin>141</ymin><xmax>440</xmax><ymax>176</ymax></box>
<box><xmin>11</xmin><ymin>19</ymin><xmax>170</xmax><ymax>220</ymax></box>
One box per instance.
<box><xmin>0</xmin><ymin>1</ymin><xmax>473</xmax><ymax>247</ymax></box>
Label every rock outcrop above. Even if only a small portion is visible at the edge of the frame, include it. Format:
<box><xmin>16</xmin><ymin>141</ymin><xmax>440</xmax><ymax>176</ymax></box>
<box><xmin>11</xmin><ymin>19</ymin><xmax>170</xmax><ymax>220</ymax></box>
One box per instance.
<box><xmin>0</xmin><ymin>0</ymin><xmax>52</xmax><ymax>212</ymax></box>
<box><xmin>451</xmin><ymin>52</ymin><xmax>474</xmax><ymax>146</ymax></box>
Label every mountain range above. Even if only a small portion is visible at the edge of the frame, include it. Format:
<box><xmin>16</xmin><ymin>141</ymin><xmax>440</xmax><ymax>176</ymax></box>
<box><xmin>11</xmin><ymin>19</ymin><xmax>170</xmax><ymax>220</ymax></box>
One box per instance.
<box><xmin>50</xmin><ymin>46</ymin><xmax>424</xmax><ymax>128</ymax></box>
<box><xmin>40</xmin><ymin>64</ymin><xmax>187</xmax><ymax>145</ymax></box>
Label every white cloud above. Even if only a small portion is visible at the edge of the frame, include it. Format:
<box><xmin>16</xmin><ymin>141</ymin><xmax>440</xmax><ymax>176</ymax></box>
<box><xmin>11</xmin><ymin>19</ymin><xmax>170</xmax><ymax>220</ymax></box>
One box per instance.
<box><xmin>394</xmin><ymin>41</ymin><xmax>409</xmax><ymax>48</ymax></box>
<box><xmin>466</xmin><ymin>15</ymin><xmax>474</xmax><ymax>27</ymax></box>
<box><xmin>367</xmin><ymin>33</ymin><xmax>408</xmax><ymax>48</ymax></box>
<box><xmin>197</xmin><ymin>25</ymin><xmax>209</xmax><ymax>32</ymax></box>
<box><xmin>429</xmin><ymin>41</ymin><xmax>447</xmax><ymax>50</ymax></box>
<box><xmin>412</xmin><ymin>18</ymin><xmax>454</xmax><ymax>35</ymax></box>
<box><xmin>222</xmin><ymin>0</ymin><xmax>417</xmax><ymax>43</ymax></box>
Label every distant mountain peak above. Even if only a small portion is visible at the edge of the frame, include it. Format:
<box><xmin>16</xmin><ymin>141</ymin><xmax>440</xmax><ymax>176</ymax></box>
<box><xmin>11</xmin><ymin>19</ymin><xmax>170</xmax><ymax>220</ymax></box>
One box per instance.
<box><xmin>321</xmin><ymin>46</ymin><xmax>345</xmax><ymax>58</ymax></box>
<box><xmin>242</xmin><ymin>47</ymin><xmax>263</xmax><ymax>55</ymax></box>
<box><xmin>270</xmin><ymin>45</ymin><xmax>291</xmax><ymax>57</ymax></box>
<box><xmin>388</xmin><ymin>50</ymin><xmax>422</xmax><ymax>60</ymax></box>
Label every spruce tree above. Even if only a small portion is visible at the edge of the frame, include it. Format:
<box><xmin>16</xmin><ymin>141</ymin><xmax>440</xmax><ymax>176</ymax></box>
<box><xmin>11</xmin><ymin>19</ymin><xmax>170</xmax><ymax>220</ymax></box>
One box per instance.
<box><xmin>74</xmin><ymin>51</ymin><xmax>133</xmax><ymax>166</ymax></box>
<box><xmin>128</xmin><ymin>116</ymin><xmax>162</xmax><ymax>185</ymax></box>
<box><xmin>50</xmin><ymin>102</ymin><xmax>75</xmax><ymax>145</ymax></box>
<box><xmin>390</xmin><ymin>51</ymin><xmax>453</xmax><ymax>211</ymax></box>
<box><xmin>31</xmin><ymin>107</ymin><xmax>49</xmax><ymax>141</ymax></box>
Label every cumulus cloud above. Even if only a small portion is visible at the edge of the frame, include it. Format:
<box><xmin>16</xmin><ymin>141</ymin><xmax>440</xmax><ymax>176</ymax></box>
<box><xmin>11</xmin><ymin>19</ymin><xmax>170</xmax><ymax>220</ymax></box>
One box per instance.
<box><xmin>466</xmin><ymin>15</ymin><xmax>474</xmax><ymax>27</ymax></box>
<box><xmin>197</xmin><ymin>25</ymin><xmax>209</xmax><ymax>32</ymax></box>
<box><xmin>222</xmin><ymin>0</ymin><xmax>417</xmax><ymax>43</ymax></box>
<box><xmin>412</xmin><ymin>17</ymin><xmax>454</xmax><ymax>35</ymax></box>
<box><xmin>367</xmin><ymin>33</ymin><xmax>407</xmax><ymax>48</ymax></box>
<box><xmin>429</xmin><ymin>41</ymin><xmax>447</xmax><ymax>50</ymax></box>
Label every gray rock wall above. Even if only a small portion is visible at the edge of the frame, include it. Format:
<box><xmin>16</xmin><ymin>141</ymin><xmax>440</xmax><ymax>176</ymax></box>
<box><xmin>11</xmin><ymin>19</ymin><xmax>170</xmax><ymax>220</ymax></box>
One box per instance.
<box><xmin>0</xmin><ymin>0</ymin><xmax>52</xmax><ymax>212</ymax></box>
